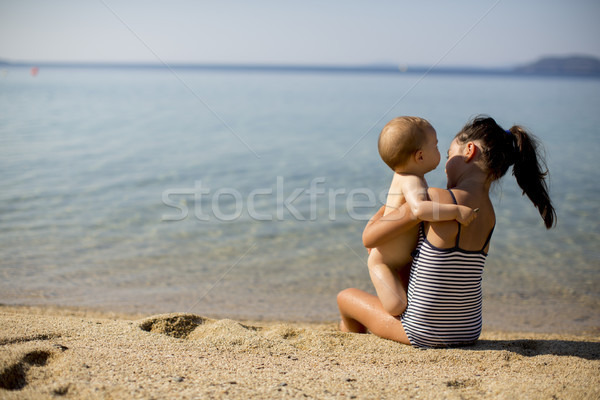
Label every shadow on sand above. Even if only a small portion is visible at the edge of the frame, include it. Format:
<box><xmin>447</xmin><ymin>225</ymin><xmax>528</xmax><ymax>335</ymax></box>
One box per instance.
<box><xmin>469</xmin><ymin>339</ymin><xmax>600</xmax><ymax>361</ymax></box>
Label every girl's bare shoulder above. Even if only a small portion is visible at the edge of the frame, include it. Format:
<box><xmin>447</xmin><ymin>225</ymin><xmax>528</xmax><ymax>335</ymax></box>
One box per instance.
<box><xmin>426</xmin><ymin>187</ymin><xmax>454</xmax><ymax>204</ymax></box>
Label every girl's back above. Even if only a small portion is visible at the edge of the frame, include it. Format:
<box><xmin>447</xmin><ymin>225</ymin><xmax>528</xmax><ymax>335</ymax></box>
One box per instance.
<box><xmin>401</xmin><ymin>188</ymin><xmax>495</xmax><ymax>347</ymax></box>
<box><xmin>425</xmin><ymin>188</ymin><xmax>495</xmax><ymax>253</ymax></box>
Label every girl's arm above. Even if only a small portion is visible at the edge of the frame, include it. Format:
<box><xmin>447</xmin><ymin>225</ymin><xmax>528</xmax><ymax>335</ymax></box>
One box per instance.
<box><xmin>362</xmin><ymin>203</ymin><xmax>419</xmax><ymax>248</ymax></box>
<box><xmin>363</xmin><ymin>186</ymin><xmax>475</xmax><ymax>249</ymax></box>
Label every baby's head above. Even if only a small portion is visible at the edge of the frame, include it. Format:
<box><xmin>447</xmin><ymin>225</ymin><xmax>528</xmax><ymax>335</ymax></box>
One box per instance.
<box><xmin>378</xmin><ymin>116</ymin><xmax>437</xmax><ymax>172</ymax></box>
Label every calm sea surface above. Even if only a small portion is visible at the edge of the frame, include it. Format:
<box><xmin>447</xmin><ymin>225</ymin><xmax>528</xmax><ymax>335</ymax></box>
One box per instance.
<box><xmin>1</xmin><ymin>67</ymin><xmax>598</xmax><ymax>333</ymax></box>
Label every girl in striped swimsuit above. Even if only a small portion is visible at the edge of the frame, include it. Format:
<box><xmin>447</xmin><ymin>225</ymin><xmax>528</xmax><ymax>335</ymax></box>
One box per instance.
<box><xmin>338</xmin><ymin>116</ymin><xmax>556</xmax><ymax>347</ymax></box>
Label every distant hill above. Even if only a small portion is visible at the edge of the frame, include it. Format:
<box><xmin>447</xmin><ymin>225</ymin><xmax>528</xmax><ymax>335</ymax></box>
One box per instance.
<box><xmin>514</xmin><ymin>55</ymin><xmax>600</xmax><ymax>77</ymax></box>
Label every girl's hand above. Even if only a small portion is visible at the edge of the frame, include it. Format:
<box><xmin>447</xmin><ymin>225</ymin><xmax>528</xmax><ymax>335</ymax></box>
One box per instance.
<box><xmin>457</xmin><ymin>205</ymin><xmax>478</xmax><ymax>226</ymax></box>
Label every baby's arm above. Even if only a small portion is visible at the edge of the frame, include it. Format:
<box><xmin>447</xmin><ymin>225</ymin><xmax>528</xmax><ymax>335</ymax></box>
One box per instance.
<box><xmin>402</xmin><ymin>176</ymin><xmax>477</xmax><ymax>225</ymax></box>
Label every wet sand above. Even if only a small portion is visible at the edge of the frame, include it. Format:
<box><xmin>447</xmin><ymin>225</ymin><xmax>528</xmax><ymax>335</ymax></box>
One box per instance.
<box><xmin>1</xmin><ymin>305</ymin><xmax>598</xmax><ymax>399</ymax></box>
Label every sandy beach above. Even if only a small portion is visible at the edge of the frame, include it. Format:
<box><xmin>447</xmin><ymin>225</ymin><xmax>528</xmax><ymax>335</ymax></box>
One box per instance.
<box><xmin>0</xmin><ymin>305</ymin><xmax>598</xmax><ymax>399</ymax></box>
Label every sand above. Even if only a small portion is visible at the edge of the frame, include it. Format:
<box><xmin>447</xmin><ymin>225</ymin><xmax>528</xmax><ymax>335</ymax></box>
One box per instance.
<box><xmin>0</xmin><ymin>305</ymin><xmax>598</xmax><ymax>399</ymax></box>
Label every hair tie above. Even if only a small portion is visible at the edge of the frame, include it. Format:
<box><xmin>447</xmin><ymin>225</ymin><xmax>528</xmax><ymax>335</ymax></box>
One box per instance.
<box><xmin>505</xmin><ymin>129</ymin><xmax>512</xmax><ymax>135</ymax></box>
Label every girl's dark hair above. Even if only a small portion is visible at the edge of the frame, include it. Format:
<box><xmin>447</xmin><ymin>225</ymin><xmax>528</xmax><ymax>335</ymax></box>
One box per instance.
<box><xmin>455</xmin><ymin>115</ymin><xmax>556</xmax><ymax>229</ymax></box>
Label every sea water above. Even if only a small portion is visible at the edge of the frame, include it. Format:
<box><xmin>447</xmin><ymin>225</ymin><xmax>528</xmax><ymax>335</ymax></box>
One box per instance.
<box><xmin>1</xmin><ymin>67</ymin><xmax>598</xmax><ymax>333</ymax></box>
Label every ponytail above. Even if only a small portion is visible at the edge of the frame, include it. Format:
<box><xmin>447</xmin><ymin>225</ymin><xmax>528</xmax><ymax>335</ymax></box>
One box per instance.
<box><xmin>456</xmin><ymin>116</ymin><xmax>556</xmax><ymax>229</ymax></box>
<box><xmin>508</xmin><ymin>126</ymin><xmax>556</xmax><ymax>229</ymax></box>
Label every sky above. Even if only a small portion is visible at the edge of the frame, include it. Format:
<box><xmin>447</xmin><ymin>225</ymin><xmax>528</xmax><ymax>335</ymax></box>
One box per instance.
<box><xmin>1</xmin><ymin>0</ymin><xmax>599</xmax><ymax>68</ymax></box>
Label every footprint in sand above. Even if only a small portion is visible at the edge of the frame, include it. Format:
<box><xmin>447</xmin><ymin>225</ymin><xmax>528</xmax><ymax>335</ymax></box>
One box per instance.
<box><xmin>0</xmin><ymin>349</ymin><xmax>52</xmax><ymax>390</ymax></box>
<box><xmin>138</xmin><ymin>314</ymin><xmax>211</xmax><ymax>339</ymax></box>
<box><xmin>0</xmin><ymin>332</ymin><xmax>69</xmax><ymax>393</ymax></box>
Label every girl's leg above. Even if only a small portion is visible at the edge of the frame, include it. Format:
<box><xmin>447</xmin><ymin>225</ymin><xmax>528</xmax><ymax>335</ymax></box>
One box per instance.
<box><xmin>337</xmin><ymin>288</ymin><xmax>411</xmax><ymax>345</ymax></box>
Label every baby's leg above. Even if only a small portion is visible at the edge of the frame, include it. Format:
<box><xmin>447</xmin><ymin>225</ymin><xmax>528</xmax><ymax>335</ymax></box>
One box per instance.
<box><xmin>368</xmin><ymin>252</ymin><xmax>410</xmax><ymax>316</ymax></box>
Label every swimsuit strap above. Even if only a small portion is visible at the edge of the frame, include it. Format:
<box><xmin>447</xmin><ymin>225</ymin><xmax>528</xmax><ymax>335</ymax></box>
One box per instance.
<box><xmin>480</xmin><ymin>225</ymin><xmax>495</xmax><ymax>252</ymax></box>
<box><xmin>447</xmin><ymin>189</ymin><xmax>462</xmax><ymax>247</ymax></box>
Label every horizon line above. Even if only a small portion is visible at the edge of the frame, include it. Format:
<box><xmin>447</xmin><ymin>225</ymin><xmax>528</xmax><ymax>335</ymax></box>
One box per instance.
<box><xmin>1</xmin><ymin>57</ymin><xmax>599</xmax><ymax>78</ymax></box>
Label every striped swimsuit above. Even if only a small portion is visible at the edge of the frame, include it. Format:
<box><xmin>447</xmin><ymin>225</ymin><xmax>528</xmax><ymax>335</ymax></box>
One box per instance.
<box><xmin>401</xmin><ymin>190</ymin><xmax>494</xmax><ymax>348</ymax></box>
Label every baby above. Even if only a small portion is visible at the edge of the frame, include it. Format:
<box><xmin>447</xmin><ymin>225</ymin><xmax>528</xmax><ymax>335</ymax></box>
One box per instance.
<box><xmin>368</xmin><ymin>116</ymin><xmax>477</xmax><ymax>316</ymax></box>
